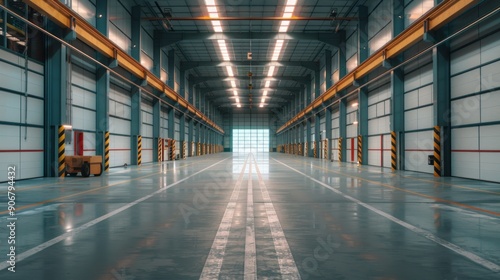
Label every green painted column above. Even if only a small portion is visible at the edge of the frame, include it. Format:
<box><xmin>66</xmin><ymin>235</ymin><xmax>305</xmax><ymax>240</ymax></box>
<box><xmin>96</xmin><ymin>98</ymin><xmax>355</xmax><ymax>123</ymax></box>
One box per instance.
<box><xmin>306</xmin><ymin>118</ymin><xmax>312</xmax><ymax>157</ymax></box>
<box><xmin>153</xmin><ymin>99</ymin><xmax>161</xmax><ymax>162</ymax></box>
<box><xmin>168</xmin><ymin>49</ymin><xmax>175</xmax><ymax>90</ymax></box>
<box><xmin>131</xmin><ymin>6</ymin><xmax>141</xmax><ymax>61</ymax></box>
<box><xmin>130</xmin><ymin>88</ymin><xmax>142</xmax><ymax>165</ymax></box>
<box><xmin>358</xmin><ymin>5</ymin><xmax>368</xmax><ymax>64</ymax></box>
<box><xmin>44</xmin><ymin>22</ymin><xmax>69</xmax><ymax>177</ymax></box>
<box><xmin>325</xmin><ymin>107</ymin><xmax>332</xmax><ymax>160</ymax></box>
<box><xmin>433</xmin><ymin>42</ymin><xmax>451</xmax><ymax>176</ymax></box>
<box><xmin>339</xmin><ymin>98</ymin><xmax>347</xmax><ymax>162</ymax></box>
<box><xmin>314</xmin><ymin>70</ymin><xmax>321</xmax><ymax>99</ymax></box>
<box><xmin>391</xmin><ymin>68</ymin><xmax>405</xmax><ymax>170</ymax></box>
<box><xmin>95</xmin><ymin>0</ymin><xmax>109</xmax><ymax>170</ymax></box>
<box><xmin>358</xmin><ymin>88</ymin><xmax>368</xmax><ymax>164</ymax></box>
<box><xmin>325</xmin><ymin>49</ymin><xmax>333</xmax><ymax>89</ymax></box>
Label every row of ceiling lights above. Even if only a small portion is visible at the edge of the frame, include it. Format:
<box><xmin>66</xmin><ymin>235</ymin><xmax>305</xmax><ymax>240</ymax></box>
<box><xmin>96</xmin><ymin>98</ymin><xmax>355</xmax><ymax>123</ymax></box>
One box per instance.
<box><xmin>204</xmin><ymin>0</ymin><xmax>297</xmax><ymax>108</ymax></box>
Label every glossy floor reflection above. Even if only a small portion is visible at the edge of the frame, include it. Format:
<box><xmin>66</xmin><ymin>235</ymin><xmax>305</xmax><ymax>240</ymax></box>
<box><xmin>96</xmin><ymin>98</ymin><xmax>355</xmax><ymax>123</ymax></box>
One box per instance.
<box><xmin>0</xmin><ymin>153</ymin><xmax>499</xmax><ymax>279</ymax></box>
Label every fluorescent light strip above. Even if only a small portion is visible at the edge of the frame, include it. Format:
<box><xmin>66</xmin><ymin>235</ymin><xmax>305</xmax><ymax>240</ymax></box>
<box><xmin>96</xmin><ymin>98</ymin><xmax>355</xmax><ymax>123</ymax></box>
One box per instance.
<box><xmin>261</xmin><ymin>97</ymin><xmax>266</xmax><ymax>103</ymax></box>
<box><xmin>265</xmin><ymin>80</ymin><xmax>271</xmax><ymax>88</ymax></box>
<box><xmin>237</xmin><ymin>104</ymin><xmax>241</xmax><ymax>108</ymax></box>
<box><xmin>234</xmin><ymin>90</ymin><xmax>238</xmax><ymax>96</ymax></box>
<box><xmin>226</xmin><ymin>65</ymin><xmax>234</xmax><ymax>76</ymax></box>
<box><xmin>263</xmin><ymin>90</ymin><xmax>268</xmax><ymax>96</ymax></box>
<box><xmin>236</xmin><ymin>97</ymin><xmax>240</xmax><ymax>103</ymax></box>
<box><xmin>267</xmin><ymin>65</ymin><xmax>275</xmax><ymax>77</ymax></box>
<box><xmin>231</xmin><ymin>80</ymin><xmax>237</xmax><ymax>88</ymax></box>
<box><xmin>259</xmin><ymin>104</ymin><xmax>264</xmax><ymax>108</ymax></box>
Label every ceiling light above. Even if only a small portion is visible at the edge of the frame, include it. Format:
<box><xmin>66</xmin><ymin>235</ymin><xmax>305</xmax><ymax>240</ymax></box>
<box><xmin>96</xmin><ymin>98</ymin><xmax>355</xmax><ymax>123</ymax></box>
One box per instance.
<box><xmin>205</xmin><ymin>0</ymin><xmax>216</xmax><ymax>5</ymax></box>
<box><xmin>267</xmin><ymin>66</ymin><xmax>275</xmax><ymax>77</ymax></box>
<box><xmin>236</xmin><ymin>97</ymin><xmax>240</xmax><ymax>103</ymax></box>
<box><xmin>209</xmin><ymin>12</ymin><xmax>219</xmax><ymax>18</ymax></box>
<box><xmin>237</xmin><ymin>104</ymin><xmax>241</xmax><ymax>108</ymax></box>
<box><xmin>213</xmin><ymin>25</ymin><xmax>223</xmax><ymax>32</ymax></box>
<box><xmin>353</xmin><ymin>121</ymin><xmax>359</xmax><ymax>125</ymax></box>
<box><xmin>265</xmin><ymin>80</ymin><xmax>271</xmax><ymax>88</ymax></box>
<box><xmin>352</xmin><ymin>102</ymin><xmax>359</xmax><ymax>107</ymax></box>
<box><xmin>284</xmin><ymin>6</ymin><xmax>295</xmax><ymax>13</ymax></box>
<box><xmin>261</xmin><ymin>97</ymin><xmax>266</xmax><ymax>103</ymax></box>
<box><xmin>226</xmin><ymin>65</ymin><xmax>234</xmax><ymax>76</ymax></box>
<box><xmin>259</xmin><ymin>104</ymin><xmax>264</xmax><ymax>108</ymax></box>
<box><xmin>286</xmin><ymin>0</ymin><xmax>297</xmax><ymax>5</ymax></box>
<box><xmin>207</xmin><ymin>6</ymin><xmax>217</xmax><ymax>13</ymax></box>
<box><xmin>231</xmin><ymin>80</ymin><xmax>237</xmax><ymax>87</ymax></box>
<box><xmin>283</xmin><ymin>13</ymin><xmax>293</xmax><ymax>18</ymax></box>
<box><xmin>263</xmin><ymin>90</ymin><xmax>268</xmax><ymax>96</ymax></box>
<box><xmin>233</xmin><ymin>90</ymin><xmax>238</xmax><ymax>96</ymax></box>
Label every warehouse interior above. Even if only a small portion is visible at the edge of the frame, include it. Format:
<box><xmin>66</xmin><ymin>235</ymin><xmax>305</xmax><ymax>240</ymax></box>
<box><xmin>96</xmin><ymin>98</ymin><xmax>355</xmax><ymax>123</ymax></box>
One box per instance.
<box><xmin>0</xmin><ymin>0</ymin><xmax>499</xmax><ymax>279</ymax></box>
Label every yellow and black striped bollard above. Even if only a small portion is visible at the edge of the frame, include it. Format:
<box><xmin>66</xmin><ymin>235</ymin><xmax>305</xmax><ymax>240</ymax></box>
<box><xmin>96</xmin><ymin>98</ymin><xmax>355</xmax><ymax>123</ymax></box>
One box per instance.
<box><xmin>170</xmin><ymin>139</ymin><xmax>176</xmax><ymax>161</ymax></box>
<box><xmin>323</xmin><ymin>139</ymin><xmax>328</xmax><ymax>159</ymax></box>
<box><xmin>357</xmin><ymin>135</ymin><xmax>362</xmax><ymax>165</ymax></box>
<box><xmin>58</xmin><ymin>125</ymin><xmax>66</xmax><ymax>178</ymax></box>
<box><xmin>313</xmin><ymin>141</ymin><xmax>317</xmax><ymax>158</ymax></box>
<box><xmin>338</xmin><ymin>138</ymin><xmax>342</xmax><ymax>162</ymax></box>
<box><xmin>391</xmin><ymin>131</ymin><xmax>397</xmax><ymax>171</ymax></box>
<box><xmin>433</xmin><ymin>126</ymin><xmax>441</xmax><ymax>177</ymax></box>
<box><xmin>304</xmin><ymin>142</ymin><xmax>308</xmax><ymax>157</ymax></box>
<box><xmin>137</xmin><ymin>135</ymin><xmax>142</xmax><ymax>166</ymax></box>
<box><xmin>105</xmin><ymin>131</ymin><xmax>110</xmax><ymax>171</ymax></box>
<box><xmin>182</xmin><ymin>141</ymin><xmax>187</xmax><ymax>160</ymax></box>
<box><xmin>197</xmin><ymin>142</ymin><xmax>201</xmax><ymax>156</ymax></box>
<box><xmin>158</xmin><ymin>137</ymin><xmax>163</xmax><ymax>162</ymax></box>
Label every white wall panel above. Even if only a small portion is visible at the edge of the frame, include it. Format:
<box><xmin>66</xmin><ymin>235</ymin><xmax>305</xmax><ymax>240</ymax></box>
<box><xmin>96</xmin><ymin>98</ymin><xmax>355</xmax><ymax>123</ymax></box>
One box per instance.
<box><xmin>0</xmin><ymin>92</ymin><xmax>21</xmax><ymax>123</ymax></box>
<box><xmin>450</xmin><ymin>41</ymin><xmax>480</xmax><ymax>75</ymax></box>
<box><xmin>451</xmin><ymin>69</ymin><xmax>481</xmax><ymax>98</ymax></box>
<box><xmin>481</xmin><ymin>90</ymin><xmax>500</xmax><ymax>122</ymax></box>
<box><xmin>405</xmin><ymin>106</ymin><xmax>433</xmax><ymax>131</ymax></box>
<box><xmin>142</xmin><ymin>138</ymin><xmax>153</xmax><ymax>163</ymax></box>
<box><xmin>404</xmin><ymin>130</ymin><xmax>433</xmax><ymax>173</ymax></box>
<box><xmin>481</xmin><ymin>33</ymin><xmax>500</xmax><ymax>64</ymax></box>
<box><xmin>450</xmin><ymin>96</ymin><xmax>481</xmax><ymax>126</ymax></box>
<box><xmin>109</xmin><ymin>135</ymin><xmax>131</xmax><ymax>167</ymax></box>
<box><xmin>72</xmin><ymin>107</ymin><xmax>96</xmax><ymax>131</ymax></box>
<box><xmin>72</xmin><ymin>86</ymin><xmax>96</xmax><ymax>110</ymax></box>
<box><xmin>480</xmin><ymin>60</ymin><xmax>500</xmax><ymax>91</ymax></box>
<box><xmin>404</xmin><ymin>63</ymin><xmax>433</xmax><ymax>92</ymax></box>
<box><xmin>83</xmin><ymin>133</ymin><xmax>96</xmax><ymax>156</ymax></box>
<box><xmin>109</xmin><ymin>117</ymin><xmax>131</xmax><ymax>135</ymax></box>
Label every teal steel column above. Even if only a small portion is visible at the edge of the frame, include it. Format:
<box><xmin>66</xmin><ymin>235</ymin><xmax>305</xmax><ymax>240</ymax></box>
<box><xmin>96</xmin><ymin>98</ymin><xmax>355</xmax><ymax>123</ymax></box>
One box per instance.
<box><xmin>325</xmin><ymin>108</ymin><xmax>332</xmax><ymax>160</ymax></box>
<box><xmin>358</xmin><ymin>5</ymin><xmax>368</xmax><ymax>64</ymax></box>
<box><xmin>391</xmin><ymin>68</ymin><xmax>405</xmax><ymax>170</ymax></box>
<box><xmin>358</xmin><ymin>88</ymin><xmax>368</xmax><ymax>164</ymax></box>
<box><xmin>393</xmin><ymin>0</ymin><xmax>405</xmax><ymax>36</ymax></box>
<box><xmin>338</xmin><ymin>31</ymin><xmax>347</xmax><ymax>79</ymax></box>
<box><xmin>130</xmin><ymin>87</ymin><xmax>142</xmax><ymax>165</ymax></box>
<box><xmin>314</xmin><ymin>70</ymin><xmax>321</xmax><ymax>99</ymax></box>
<box><xmin>180</xmin><ymin>113</ymin><xmax>185</xmax><ymax>143</ymax></box>
<box><xmin>307</xmin><ymin>74</ymin><xmax>312</xmax><ymax>105</ymax></box>
<box><xmin>315</xmin><ymin>115</ymin><xmax>321</xmax><ymax>158</ymax></box>
<box><xmin>433</xmin><ymin>41</ymin><xmax>451</xmax><ymax>176</ymax></box>
<box><xmin>306</xmin><ymin>118</ymin><xmax>312</xmax><ymax>157</ymax></box>
<box><xmin>153</xmin><ymin>34</ymin><xmax>162</xmax><ymax>77</ymax></box>
<box><xmin>325</xmin><ymin>49</ymin><xmax>333</xmax><ymax>89</ymax></box>
<box><xmin>188</xmin><ymin>118</ymin><xmax>194</xmax><ymax>156</ymax></box>
<box><xmin>180</xmin><ymin>70</ymin><xmax>186</xmax><ymax>99</ymax></box>
<box><xmin>168</xmin><ymin>107</ymin><xmax>175</xmax><ymax>141</ymax></box>
<box><xmin>168</xmin><ymin>49</ymin><xmax>175</xmax><ymax>89</ymax></box>
<box><xmin>95</xmin><ymin>0</ymin><xmax>109</xmax><ymax>170</ymax></box>
<box><xmin>131</xmin><ymin>6</ymin><xmax>141</xmax><ymax>61</ymax></box>
<box><xmin>153</xmin><ymin>99</ymin><xmax>161</xmax><ymax>162</ymax></box>
<box><xmin>44</xmin><ymin>22</ymin><xmax>68</xmax><ymax>177</ymax></box>
<box><xmin>339</xmin><ymin>98</ymin><xmax>347</xmax><ymax>162</ymax></box>
<box><xmin>1</xmin><ymin>7</ymin><xmax>6</xmax><ymax>48</ymax></box>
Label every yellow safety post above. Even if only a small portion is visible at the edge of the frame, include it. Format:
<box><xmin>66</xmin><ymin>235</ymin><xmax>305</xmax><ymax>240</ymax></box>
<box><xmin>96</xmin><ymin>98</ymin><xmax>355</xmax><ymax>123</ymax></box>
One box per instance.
<box><xmin>58</xmin><ymin>125</ymin><xmax>66</xmax><ymax>178</ymax></box>
<box><xmin>104</xmin><ymin>131</ymin><xmax>110</xmax><ymax>171</ymax></box>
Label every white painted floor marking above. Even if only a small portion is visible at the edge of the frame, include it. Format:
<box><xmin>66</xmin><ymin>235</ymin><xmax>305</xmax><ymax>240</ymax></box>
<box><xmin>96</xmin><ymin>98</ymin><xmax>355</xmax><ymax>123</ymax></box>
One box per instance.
<box><xmin>255</xmin><ymin>156</ymin><xmax>302</xmax><ymax>279</ymax></box>
<box><xmin>244</xmin><ymin>156</ymin><xmax>257</xmax><ymax>280</ymax></box>
<box><xmin>0</xmin><ymin>158</ymin><xmax>230</xmax><ymax>271</ymax></box>
<box><xmin>200</xmin><ymin>155</ymin><xmax>249</xmax><ymax>279</ymax></box>
<box><xmin>274</xmin><ymin>158</ymin><xmax>500</xmax><ymax>273</ymax></box>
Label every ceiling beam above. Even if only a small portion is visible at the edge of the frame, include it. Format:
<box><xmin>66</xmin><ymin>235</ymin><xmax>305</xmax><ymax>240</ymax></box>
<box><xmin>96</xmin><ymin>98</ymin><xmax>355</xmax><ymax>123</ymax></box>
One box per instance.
<box><xmin>199</xmin><ymin>86</ymin><xmax>301</xmax><ymax>94</ymax></box>
<box><xmin>157</xmin><ymin>31</ymin><xmax>343</xmax><ymax>48</ymax></box>
<box><xmin>190</xmin><ymin>75</ymin><xmax>310</xmax><ymax>85</ymax></box>
<box><xmin>181</xmin><ymin>61</ymin><xmax>319</xmax><ymax>71</ymax></box>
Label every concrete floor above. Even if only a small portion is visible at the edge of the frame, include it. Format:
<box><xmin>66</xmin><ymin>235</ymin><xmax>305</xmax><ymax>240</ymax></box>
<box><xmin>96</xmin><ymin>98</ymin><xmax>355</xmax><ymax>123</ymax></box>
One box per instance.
<box><xmin>0</xmin><ymin>153</ymin><xmax>499</xmax><ymax>279</ymax></box>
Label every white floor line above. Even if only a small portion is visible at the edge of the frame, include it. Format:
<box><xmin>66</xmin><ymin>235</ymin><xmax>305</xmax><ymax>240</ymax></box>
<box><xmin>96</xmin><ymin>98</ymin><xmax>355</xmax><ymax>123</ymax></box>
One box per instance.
<box><xmin>244</xmin><ymin>157</ymin><xmax>257</xmax><ymax>280</ymax></box>
<box><xmin>254</xmin><ymin>157</ymin><xmax>302</xmax><ymax>279</ymax></box>
<box><xmin>200</xmin><ymin>155</ymin><xmax>249</xmax><ymax>279</ymax></box>
<box><xmin>273</xmin><ymin>158</ymin><xmax>500</xmax><ymax>273</ymax></box>
<box><xmin>0</xmin><ymin>158</ymin><xmax>230</xmax><ymax>271</ymax></box>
